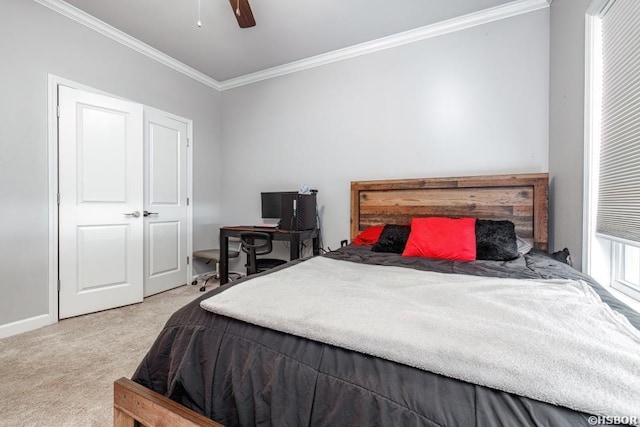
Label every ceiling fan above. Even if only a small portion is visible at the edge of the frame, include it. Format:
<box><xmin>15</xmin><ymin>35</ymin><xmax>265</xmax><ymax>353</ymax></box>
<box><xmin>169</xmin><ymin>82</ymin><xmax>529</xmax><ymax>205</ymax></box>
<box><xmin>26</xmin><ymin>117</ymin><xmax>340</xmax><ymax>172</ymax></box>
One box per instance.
<box><xmin>197</xmin><ymin>0</ymin><xmax>256</xmax><ymax>29</ymax></box>
<box><xmin>229</xmin><ymin>0</ymin><xmax>256</xmax><ymax>28</ymax></box>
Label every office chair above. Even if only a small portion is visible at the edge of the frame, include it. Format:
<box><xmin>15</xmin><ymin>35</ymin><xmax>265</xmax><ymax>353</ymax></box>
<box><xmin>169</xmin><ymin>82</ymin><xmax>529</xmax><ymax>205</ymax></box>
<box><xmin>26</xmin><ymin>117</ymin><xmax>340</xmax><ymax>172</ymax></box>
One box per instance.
<box><xmin>240</xmin><ymin>232</ymin><xmax>287</xmax><ymax>276</ymax></box>
<box><xmin>192</xmin><ymin>244</ymin><xmax>241</xmax><ymax>292</ymax></box>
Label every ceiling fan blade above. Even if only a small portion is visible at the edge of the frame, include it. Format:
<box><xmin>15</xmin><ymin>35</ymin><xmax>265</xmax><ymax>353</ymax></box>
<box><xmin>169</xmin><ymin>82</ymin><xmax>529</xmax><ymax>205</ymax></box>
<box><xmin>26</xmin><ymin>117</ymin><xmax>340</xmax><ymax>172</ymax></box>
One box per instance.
<box><xmin>229</xmin><ymin>0</ymin><xmax>256</xmax><ymax>28</ymax></box>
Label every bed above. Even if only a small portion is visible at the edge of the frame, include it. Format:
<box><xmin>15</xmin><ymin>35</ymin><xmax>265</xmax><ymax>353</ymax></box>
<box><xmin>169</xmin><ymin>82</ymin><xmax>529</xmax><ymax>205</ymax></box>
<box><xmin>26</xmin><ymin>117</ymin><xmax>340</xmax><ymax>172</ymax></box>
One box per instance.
<box><xmin>115</xmin><ymin>173</ymin><xmax>640</xmax><ymax>427</ymax></box>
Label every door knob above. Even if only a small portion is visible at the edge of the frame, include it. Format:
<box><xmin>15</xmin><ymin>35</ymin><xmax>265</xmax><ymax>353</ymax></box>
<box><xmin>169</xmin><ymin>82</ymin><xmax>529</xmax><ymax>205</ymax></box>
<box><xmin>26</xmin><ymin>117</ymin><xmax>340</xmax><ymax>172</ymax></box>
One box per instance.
<box><xmin>124</xmin><ymin>211</ymin><xmax>141</xmax><ymax>218</ymax></box>
<box><xmin>143</xmin><ymin>211</ymin><xmax>158</xmax><ymax>217</ymax></box>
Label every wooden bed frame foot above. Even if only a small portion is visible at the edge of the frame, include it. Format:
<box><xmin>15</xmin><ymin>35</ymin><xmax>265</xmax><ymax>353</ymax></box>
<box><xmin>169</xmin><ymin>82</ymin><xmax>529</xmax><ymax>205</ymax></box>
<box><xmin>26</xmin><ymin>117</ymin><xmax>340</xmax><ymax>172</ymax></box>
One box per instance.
<box><xmin>113</xmin><ymin>377</ymin><xmax>223</xmax><ymax>427</ymax></box>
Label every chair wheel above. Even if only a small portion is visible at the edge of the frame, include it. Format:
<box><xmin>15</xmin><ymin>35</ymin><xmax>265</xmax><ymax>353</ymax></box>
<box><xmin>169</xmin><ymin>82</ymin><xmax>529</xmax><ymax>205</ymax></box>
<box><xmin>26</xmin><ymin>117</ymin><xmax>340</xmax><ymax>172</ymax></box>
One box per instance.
<box><xmin>199</xmin><ymin>286</ymin><xmax>206</xmax><ymax>292</ymax></box>
<box><xmin>191</xmin><ymin>280</ymin><xmax>198</xmax><ymax>286</ymax></box>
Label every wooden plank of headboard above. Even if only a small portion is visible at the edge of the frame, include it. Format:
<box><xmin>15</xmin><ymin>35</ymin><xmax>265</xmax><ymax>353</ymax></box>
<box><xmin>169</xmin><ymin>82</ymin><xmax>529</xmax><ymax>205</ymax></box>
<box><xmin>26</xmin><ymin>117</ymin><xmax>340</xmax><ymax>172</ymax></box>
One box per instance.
<box><xmin>350</xmin><ymin>173</ymin><xmax>549</xmax><ymax>251</ymax></box>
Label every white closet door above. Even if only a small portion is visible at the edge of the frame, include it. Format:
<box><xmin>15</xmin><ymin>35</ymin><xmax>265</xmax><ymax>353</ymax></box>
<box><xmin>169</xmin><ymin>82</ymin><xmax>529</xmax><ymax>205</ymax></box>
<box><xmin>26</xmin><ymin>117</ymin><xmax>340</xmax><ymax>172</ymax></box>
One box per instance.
<box><xmin>143</xmin><ymin>109</ymin><xmax>188</xmax><ymax>296</ymax></box>
<box><xmin>58</xmin><ymin>86</ymin><xmax>144</xmax><ymax>319</ymax></box>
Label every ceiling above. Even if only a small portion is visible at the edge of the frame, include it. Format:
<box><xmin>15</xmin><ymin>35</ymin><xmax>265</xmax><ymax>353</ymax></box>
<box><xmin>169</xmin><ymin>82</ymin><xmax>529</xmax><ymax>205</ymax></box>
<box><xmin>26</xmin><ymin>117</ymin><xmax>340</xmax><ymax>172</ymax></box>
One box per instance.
<box><xmin>61</xmin><ymin>0</ymin><xmax>519</xmax><ymax>82</ymax></box>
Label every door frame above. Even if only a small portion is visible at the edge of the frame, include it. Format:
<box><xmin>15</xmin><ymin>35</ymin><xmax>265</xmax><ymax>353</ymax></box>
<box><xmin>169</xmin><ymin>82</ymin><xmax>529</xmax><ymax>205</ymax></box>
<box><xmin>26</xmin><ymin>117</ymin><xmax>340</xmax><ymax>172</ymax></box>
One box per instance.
<box><xmin>47</xmin><ymin>74</ymin><xmax>193</xmax><ymax>323</ymax></box>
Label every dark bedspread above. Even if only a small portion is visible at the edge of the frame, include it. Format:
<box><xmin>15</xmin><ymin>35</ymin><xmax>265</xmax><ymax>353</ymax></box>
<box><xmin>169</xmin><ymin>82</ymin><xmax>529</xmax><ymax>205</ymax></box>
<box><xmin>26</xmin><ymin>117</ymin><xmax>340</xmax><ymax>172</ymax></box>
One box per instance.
<box><xmin>132</xmin><ymin>246</ymin><xmax>640</xmax><ymax>427</ymax></box>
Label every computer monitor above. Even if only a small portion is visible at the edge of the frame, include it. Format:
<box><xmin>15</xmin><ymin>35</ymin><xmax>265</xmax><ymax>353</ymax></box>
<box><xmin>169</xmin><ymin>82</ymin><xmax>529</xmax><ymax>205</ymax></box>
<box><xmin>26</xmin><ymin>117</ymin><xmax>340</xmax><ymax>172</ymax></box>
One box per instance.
<box><xmin>261</xmin><ymin>192</ymin><xmax>296</xmax><ymax>220</ymax></box>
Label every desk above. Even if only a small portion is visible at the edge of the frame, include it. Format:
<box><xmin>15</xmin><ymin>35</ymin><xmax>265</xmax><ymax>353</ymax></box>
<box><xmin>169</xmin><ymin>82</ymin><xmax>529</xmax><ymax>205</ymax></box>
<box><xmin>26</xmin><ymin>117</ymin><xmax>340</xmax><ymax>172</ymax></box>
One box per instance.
<box><xmin>219</xmin><ymin>226</ymin><xmax>320</xmax><ymax>285</ymax></box>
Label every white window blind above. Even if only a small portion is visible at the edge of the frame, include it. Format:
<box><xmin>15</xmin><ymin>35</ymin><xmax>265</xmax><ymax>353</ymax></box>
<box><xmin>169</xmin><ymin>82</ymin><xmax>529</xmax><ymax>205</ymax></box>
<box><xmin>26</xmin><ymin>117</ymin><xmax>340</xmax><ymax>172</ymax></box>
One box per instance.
<box><xmin>597</xmin><ymin>0</ymin><xmax>640</xmax><ymax>242</ymax></box>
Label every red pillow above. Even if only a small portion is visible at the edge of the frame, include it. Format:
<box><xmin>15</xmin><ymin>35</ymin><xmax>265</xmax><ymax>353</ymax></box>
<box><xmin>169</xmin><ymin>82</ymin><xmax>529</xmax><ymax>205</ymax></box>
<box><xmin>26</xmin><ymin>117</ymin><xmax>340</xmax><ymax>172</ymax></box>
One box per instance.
<box><xmin>352</xmin><ymin>225</ymin><xmax>384</xmax><ymax>245</ymax></box>
<box><xmin>402</xmin><ymin>217</ymin><xmax>477</xmax><ymax>261</ymax></box>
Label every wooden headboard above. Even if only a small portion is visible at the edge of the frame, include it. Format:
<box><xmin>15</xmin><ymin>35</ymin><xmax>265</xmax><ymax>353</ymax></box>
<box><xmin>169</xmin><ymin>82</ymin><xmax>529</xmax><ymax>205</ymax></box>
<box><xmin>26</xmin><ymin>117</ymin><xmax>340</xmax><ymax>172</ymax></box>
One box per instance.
<box><xmin>350</xmin><ymin>173</ymin><xmax>549</xmax><ymax>251</ymax></box>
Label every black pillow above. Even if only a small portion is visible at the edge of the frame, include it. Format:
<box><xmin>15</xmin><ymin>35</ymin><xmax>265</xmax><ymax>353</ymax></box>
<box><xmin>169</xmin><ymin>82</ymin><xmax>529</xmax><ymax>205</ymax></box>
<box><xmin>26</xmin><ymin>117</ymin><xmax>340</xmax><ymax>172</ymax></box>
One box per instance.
<box><xmin>551</xmin><ymin>248</ymin><xmax>573</xmax><ymax>266</ymax></box>
<box><xmin>475</xmin><ymin>220</ymin><xmax>518</xmax><ymax>261</ymax></box>
<box><xmin>372</xmin><ymin>224</ymin><xmax>411</xmax><ymax>254</ymax></box>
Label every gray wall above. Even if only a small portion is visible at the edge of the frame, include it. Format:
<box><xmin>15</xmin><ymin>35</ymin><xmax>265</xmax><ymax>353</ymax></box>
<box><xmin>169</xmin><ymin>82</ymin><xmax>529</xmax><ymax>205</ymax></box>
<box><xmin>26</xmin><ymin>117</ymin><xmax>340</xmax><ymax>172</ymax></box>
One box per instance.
<box><xmin>0</xmin><ymin>0</ymin><xmax>222</xmax><ymax>326</ymax></box>
<box><xmin>548</xmin><ymin>0</ymin><xmax>591</xmax><ymax>271</ymax></box>
<box><xmin>0</xmin><ymin>0</ymin><xmax>582</xmax><ymax>329</ymax></box>
<box><xmin>221</xmin><ymin>9</ymin><xmax>550</xmax><ymax>258</ymax></box>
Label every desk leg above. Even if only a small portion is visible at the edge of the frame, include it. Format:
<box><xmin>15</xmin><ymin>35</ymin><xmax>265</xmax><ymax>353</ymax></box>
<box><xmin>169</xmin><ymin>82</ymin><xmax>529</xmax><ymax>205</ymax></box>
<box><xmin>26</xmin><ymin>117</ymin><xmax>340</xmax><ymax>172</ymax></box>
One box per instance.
<box><xmin>290</xmin><ymin>234</ymin><xmax>300</xmax><ymax>260</ymax></box>
<box><xmin>220</xmin><ymin>233</ymin><xmax>229</xmax><ymax>285</ymax></box>
<box><xmin>312</xmin><ymin>235</ymin><xmax>320</xmax><ymax>256</ymax></box>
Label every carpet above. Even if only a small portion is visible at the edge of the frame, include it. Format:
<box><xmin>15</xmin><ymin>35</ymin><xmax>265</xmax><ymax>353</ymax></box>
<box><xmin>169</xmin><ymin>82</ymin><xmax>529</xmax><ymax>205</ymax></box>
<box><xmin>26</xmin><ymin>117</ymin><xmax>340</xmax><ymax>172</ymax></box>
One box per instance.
<box><xmin>0</xmin><ymin>284</ymin><xmax>207</xmax><ymax>427</ymax></box>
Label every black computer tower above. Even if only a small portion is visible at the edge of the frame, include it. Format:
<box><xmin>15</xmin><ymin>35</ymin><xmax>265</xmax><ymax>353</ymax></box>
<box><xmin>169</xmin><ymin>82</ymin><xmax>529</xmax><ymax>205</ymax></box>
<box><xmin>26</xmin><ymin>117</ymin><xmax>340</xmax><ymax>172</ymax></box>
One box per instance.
<box><xmin>280</xmin><ymin>193</ymin><xmax>317</xmax><ymax>230</ymax></box>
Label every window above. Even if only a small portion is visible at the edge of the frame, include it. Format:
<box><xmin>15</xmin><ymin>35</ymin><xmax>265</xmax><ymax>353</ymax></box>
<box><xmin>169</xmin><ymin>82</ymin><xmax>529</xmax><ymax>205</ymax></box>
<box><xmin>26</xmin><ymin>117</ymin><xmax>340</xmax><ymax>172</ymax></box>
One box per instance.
<box><xmin>612</xmin><ymin>242</ymin><xmax>640</xmax><ymax>301</ymax></box>
<box><xmin>585</xmin><ymin>0</ymin><xmax>640</xmax><ymax>305</ymax></box>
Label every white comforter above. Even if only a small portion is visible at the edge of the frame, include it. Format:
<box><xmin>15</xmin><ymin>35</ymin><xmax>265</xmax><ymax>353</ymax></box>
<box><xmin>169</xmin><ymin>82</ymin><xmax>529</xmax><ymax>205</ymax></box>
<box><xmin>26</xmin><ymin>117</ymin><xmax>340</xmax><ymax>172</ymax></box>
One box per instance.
<box><xmin>201</xmin><ymin>256</ymin><xmax>640</xmax><ymax>418</ymax></box>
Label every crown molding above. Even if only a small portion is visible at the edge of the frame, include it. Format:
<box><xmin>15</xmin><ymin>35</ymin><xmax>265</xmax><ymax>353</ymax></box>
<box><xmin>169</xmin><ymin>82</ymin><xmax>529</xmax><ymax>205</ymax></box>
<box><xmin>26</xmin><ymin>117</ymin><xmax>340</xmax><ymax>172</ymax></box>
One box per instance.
<box><xmin>219</xmin><ymin>0</ymin><xmax>550</xmax><ymax>90</ymax></box>
<box><xmin>34</xmin><ymin>0</ymin><xmax>549</xmax><ymax>92</ymax></box>
<box><xmin>33</xmin><ymin>0</ymin><xmax>223</xmax><ymax>91</ymax></box>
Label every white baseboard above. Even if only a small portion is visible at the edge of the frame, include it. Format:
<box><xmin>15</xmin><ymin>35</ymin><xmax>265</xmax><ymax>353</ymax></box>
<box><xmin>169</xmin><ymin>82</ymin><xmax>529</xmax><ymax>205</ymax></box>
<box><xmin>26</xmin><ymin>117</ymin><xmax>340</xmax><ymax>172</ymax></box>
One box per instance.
<box><xmin>0</xmin><ymin>314</ymin><xmax>53</xmax><ymax>340</ymax></box>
